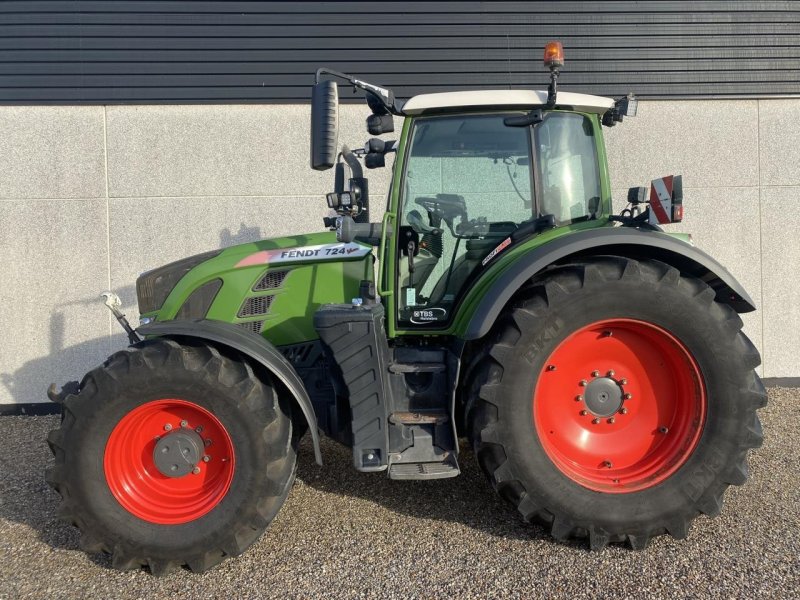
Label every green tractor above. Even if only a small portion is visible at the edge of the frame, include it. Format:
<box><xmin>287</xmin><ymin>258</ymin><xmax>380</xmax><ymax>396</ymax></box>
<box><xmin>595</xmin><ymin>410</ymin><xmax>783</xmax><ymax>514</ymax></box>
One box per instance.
<box><xmin>46</xmin><ymin>43</ymin><xmax>764</xmax><ymax>574</ymax></box>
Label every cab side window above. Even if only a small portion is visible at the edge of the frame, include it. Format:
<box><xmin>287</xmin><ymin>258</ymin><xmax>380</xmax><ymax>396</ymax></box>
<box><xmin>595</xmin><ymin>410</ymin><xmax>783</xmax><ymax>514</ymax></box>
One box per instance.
<box><xmin>536</xmin><ymin>113</ymin><xmax>601</xmax><ymax>224</ymax></box>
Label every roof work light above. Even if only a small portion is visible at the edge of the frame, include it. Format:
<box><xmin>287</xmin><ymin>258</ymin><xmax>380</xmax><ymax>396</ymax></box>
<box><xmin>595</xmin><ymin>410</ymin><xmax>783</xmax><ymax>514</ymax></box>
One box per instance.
<box><xmin>543</xmin><ymin>41</ymin><xmax>564</xmax><ymax>107</ymax></box>
<box><xmin>543</xmin><ymin>41</ymin><xmax>564</xmax><ymax>69</ymax></box>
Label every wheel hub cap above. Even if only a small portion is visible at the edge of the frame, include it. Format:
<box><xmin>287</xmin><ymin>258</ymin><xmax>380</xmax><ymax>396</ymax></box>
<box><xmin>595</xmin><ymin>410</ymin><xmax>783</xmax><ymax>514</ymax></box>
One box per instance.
<box><xmin>104</xmin><ymin>399</ymin><xmax>235</xmax><ymax>524</ymax></box>
<box><xmin>153</xmin><ymin>428</ymin><xmax>205</xmax><ymax>478</ymax></box>
<box><xmin>584</xmin><ymin>377</ymin><xmax>623</xmax><ymax>417</ymax></box>
<box><xmin>533</xmin><ymin>319</ymin><xmax>706</xmax><ymax>493</ymax></box>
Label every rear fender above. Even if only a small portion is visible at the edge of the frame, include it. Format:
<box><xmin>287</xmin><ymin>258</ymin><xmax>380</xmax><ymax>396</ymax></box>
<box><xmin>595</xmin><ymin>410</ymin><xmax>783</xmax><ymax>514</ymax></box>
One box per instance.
<box><xmin>137</xmin><ymin>319</ymin><xmax>322</xmax><ymax>465</ymax></box>
<box><xmin>464</xmin><ymin>227</ymin><xmax>756</xmax><ymax>340</ymax></box>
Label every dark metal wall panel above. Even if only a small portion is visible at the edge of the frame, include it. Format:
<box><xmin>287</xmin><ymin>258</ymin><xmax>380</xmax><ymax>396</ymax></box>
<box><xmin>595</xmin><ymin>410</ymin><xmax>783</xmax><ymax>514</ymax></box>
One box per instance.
<box><xmin>1</xmin><ymin>1</ymin><xmax>798</xmax><ymax>104</ymax></box>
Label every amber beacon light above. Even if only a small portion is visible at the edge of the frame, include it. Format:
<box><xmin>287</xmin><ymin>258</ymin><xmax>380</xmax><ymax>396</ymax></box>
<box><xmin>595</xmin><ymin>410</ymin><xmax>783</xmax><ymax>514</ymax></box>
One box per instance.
<box><xmin>543</xmin><ymin>41</ymin><xmax>564</xmax><ymax>69</ymax></box>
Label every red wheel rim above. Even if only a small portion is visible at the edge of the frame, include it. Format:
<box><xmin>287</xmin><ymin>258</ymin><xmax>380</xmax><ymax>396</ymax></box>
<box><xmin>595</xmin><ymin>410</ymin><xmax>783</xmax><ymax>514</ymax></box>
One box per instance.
<box><xmin>533</xmin><ymin>319</ymin><xmax>706</xmax><ymax>493</ymax></box>
<box><xmin>104</xmin><ymin>399</ymin><xmax>235</xmax><ymax>524</ymax></box>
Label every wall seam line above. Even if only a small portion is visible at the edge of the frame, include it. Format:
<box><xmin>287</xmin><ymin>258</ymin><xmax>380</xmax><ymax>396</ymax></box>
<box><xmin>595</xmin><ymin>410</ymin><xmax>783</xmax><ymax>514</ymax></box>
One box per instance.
<box><xmin>756</xmin><ymin>99</ymin><xmax>766</xmax><ymax>377</ymax></box>
<box><xmin>102</xmin><ymin>105</ymin><xmax>113</xmax><ymax>346</ymax></box>
<box><xmin>103</xmin><ymin>193</ymin><xmax>388</xmax><ymax>200</ymax></box>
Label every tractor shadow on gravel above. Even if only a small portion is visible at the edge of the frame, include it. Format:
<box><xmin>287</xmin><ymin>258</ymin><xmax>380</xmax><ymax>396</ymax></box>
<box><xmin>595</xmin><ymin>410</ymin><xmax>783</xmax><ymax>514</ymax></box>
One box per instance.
<box><xmin>294</xmin><ymin>435</ymin><xmax>583</xmax><ymax>547</ymax></box>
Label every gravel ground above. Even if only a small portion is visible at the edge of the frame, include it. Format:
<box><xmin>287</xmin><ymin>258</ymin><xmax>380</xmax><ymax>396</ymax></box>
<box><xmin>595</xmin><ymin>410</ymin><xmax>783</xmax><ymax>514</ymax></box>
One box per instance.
<box><xmin>0</xmin><ymin>388</ymin><xmax>797</xmax><ymax>599</ymax></box>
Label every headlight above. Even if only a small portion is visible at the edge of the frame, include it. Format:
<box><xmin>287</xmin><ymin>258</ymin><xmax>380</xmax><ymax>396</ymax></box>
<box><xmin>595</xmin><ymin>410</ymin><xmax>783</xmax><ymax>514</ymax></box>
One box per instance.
<box><xmin>136</xmin><ymin>249</ymin><xmax>221</xmax><ymax>314</ymax></box>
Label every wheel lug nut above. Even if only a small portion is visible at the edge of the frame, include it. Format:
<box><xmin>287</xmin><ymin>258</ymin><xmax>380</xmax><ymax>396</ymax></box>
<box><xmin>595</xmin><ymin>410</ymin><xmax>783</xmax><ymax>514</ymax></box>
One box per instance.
<box><xmin>620</xmin><ymin>379</ymin><xmax>628</xmax><ymax>385</ymax></box>
<box><xmin>603</xmin><ymin>460</ymin><xmax>613</xmax><ymax>468</ymax></box>
<box><xmin>607</xmin><ymin>370</ymin><xmax>615</xmax><ymax>378</ymax></box>
<box><xmin>607</xmin><ymin>417</ymin><xmax>615</xmax><ymax>424</ymax></box>
<box><xmin>619</xmin><ymin>407</ymin><xmax>628</xmax><ymax>415</ymax></box>
<box><xmin>195</xmin><ymin>426</ymin><xmax>203</xmax><ymax>433</ymax></box>
<box><xmin>592</xmin><ymin>418</ymin><xmax>600</xmax><ymax>425</ymax></box>
<box><xmin>202</xmin><ymin>455</ymin><xmax>210</xmax><ymax>463</ymax></box>
<box><xmin>163</xmin><ymin>423</ymin><xmax>172</xmax><ymax>431</ymax></box>
<box><xmin>192</xmin><ymin>466</ymin><xmax>201</xmax><ymax>475</ymax></box>
<box><xmin>575</xmin><ymin>395</ymin><xmax>584</xmax><ymax>402</ymax></box>
<box><xmin>591</xmin><ymin>370</ymin><xmax>600</xmax><ymax>378</ymax></box>
<box><xmin>623</xmin><ymin>393</ymin><xmax>632</xmax><ymax>400</ymax></box>
<box><xmin>579</xmin><ymin>380</ymin><xmax>588</xmax><ymax>387</ymax></box>
<box><xmin>547</xmin><ymin>364</ymin><xmax>557</xmax><ymax>371</ymax></box>
<box><xmin>204</xmin><ymin>439</ymin><xmax>212</xmax><ymax>447</ymax></box>
<box><xmin>180</xmin><ymin>420</ymin><xmax>188</xmax><ymax>428</ymax></box>
<box><xmin>659</xmin><ymin>426</ymin><xmax>669</xmax><ymax>434</ymax></box>
<box><xmin>580</xmin><ymin>410</ymin><xmax>588</xmax><ymax>416</ymax></box>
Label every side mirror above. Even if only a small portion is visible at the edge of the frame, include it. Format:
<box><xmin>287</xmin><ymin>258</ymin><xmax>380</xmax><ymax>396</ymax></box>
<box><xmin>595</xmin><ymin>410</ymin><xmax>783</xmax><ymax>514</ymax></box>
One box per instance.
<box><xmin>310</xmin><ymin>80</ymin><xmax>338</xmax><ymax>170</ymax></box>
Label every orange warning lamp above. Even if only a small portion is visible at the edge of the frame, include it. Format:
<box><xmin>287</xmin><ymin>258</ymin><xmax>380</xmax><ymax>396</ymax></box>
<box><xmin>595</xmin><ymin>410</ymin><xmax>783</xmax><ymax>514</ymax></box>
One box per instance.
<box><xmin>544</xmin><ymin>41</ymin><xmax>564</xmax><ymax>69</ymax></box>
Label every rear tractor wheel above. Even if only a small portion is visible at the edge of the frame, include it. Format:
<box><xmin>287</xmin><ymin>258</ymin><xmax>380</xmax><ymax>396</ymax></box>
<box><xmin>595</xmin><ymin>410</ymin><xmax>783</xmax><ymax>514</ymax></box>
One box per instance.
<box><xmin>46</xmin><ymin>338</ymin><xmax>297</xmax><ymax>575</ymax></box>
<box><xmin>469</xmin><ymin>257</ymin><xmax>766</xmax><ymax>549</ymax></box>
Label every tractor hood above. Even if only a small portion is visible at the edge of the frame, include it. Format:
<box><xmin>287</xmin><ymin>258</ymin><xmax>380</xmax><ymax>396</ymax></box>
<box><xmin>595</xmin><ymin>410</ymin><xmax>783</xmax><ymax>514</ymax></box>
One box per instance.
<box><xmin>136</xmin><ymin>232</ymin><xmax>374</xmax><ymax>345</ymax></box>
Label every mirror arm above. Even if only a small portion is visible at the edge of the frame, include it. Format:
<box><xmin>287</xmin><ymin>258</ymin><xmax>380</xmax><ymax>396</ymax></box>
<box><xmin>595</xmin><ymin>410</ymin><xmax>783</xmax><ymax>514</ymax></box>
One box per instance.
<box><xmin>315</xmin><ymin>67</ymin><xmax>352</xmax><ymax>85</ymax></box>
<box><xmin>315</xmin><ymin>67</ymin><xmax>404</xmax><ymax>116</ymax></box>
<box><xmin>340</xmin><ymin>145</ymin><xmax>363</xmax><ymax>179</ymax></box>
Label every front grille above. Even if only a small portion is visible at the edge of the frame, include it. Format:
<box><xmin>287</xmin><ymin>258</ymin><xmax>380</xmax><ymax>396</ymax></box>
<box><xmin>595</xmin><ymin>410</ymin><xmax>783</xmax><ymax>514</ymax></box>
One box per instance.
<box><xmin>253</xmin><ymin>270</ymin><xmax>289</xmax><ymax>291</ymax></box>
<box><xmin>238</xmin><ymin>295</ymin><xmax>274</xmax><ymax>318</ymax></box>
<box><xmin>237</xmin><ymin>320</ymin><xmax>264</xmax><ymax>334</ymax></box>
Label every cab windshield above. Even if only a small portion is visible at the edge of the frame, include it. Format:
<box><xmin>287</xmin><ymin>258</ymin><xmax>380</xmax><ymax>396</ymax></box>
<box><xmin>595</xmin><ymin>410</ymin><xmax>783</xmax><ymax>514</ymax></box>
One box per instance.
<box><xmin>396</xmin><ymin>111</ymin><xmax>600</xmax><ymax>327</ymax></box>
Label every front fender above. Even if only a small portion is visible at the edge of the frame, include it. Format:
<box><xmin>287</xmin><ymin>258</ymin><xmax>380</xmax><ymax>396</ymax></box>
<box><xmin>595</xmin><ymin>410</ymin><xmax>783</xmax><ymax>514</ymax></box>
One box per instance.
<box><xmin>138</xmin><ymin>319</ymin><xmax>322</xmax><ymax>465</ymax></box>
<box><xmin>464</xmin><ymin>227</ymin><xmax>756</xmax><ymax>340</ymax></box>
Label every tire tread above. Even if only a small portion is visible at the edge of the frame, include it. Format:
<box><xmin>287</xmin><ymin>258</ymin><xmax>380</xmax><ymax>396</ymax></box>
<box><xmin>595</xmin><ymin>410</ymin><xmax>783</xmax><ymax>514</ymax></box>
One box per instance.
<box><xmin>467</xmin><ymin>256</ymin><xmax>765</xmax><ymax>550</ymax></box>
<box><xmin>46</xmin><ymin>338</ymin><xmax>297</xmax><ymax>574</ymax></box>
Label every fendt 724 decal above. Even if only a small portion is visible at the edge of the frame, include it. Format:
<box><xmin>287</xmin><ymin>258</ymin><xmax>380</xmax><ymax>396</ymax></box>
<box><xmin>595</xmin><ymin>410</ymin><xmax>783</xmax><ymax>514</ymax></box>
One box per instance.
<box><xmin>236</xmin><ymin>242</ymin><xmax>371</xmax><ymax>267</ymax></box>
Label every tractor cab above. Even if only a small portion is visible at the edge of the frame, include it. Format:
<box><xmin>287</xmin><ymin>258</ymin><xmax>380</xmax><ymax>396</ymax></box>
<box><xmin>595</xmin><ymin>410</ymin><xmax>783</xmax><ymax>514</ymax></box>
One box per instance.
<box><xmin>310</xmin><ymin>42</ymin><xmax>635</xmax><ymax>334</ymax></box>
<box><xmin>393</xmin><ymin>90</ymin><xmax>611</xmax><ymax>328</ymax></box>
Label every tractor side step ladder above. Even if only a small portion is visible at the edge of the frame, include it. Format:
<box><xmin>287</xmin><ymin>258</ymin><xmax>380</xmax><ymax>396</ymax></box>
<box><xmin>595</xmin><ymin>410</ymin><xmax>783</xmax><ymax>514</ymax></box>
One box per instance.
<box><xmin>387</xmin><ymin>409</ymin><xmax>460</xmax><ymax>480</ymax></box>
<box><xmin>389</xmin><ymin>411</ymin><xmax>448</xmax><ymax>425</ymax></box>
<box><xmin>388</xmin><ymin>455</ymin><xmax>460</xmax><ymax>480</ymax></box>
<box><xmin>388</xmin><ymin>362</ymin><xmax>446</xmax><ymax>374</ymax></box>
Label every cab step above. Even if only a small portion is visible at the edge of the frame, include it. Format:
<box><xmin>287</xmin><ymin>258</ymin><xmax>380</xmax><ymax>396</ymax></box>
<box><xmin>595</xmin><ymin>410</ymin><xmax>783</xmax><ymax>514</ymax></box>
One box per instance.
<box><xmin>389</xmin><ymin>411</ymin><xmax>448</xmax><ymax>425</ymax></box>
<box><xmin>388</xmin><ymin>362</ymin><xmax>446</xmax><ymax>374</ymax></box>
<box><xmin>388</xmin><ymin>455</ymin><xmax>460</xmax><ymax>480</ymax></box>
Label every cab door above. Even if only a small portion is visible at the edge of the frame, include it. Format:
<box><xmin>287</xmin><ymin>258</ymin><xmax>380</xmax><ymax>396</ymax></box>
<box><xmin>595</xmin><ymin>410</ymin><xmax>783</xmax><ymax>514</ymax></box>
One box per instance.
<box><xmin>392</xmin><ymin>113</ymin><xmax>536</xmax><ymax>330</ymax></box>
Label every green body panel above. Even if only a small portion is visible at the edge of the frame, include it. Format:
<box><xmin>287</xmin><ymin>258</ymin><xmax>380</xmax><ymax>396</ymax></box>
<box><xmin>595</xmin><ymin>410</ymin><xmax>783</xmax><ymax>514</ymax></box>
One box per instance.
<box><xmin>146</xmin><ymin>232</ymin><xmax>373</xmax><ymax>346</ymax></box>
<box><xmin>443</xmin><ymin>218</ymin><xmax>612</xmax><ymax>337</ymax></box>
<box><xmin>380</xmin><ymin>111</ymin><xmax>616</xmax><ymax>339</ymax></box>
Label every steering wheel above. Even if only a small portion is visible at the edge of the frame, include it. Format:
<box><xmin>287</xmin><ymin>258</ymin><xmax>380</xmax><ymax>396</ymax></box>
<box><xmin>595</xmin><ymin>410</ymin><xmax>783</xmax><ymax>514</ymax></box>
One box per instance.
<box><xmin>414</xmin><ymin>194</ymin><xmax>467</xmax><ymax>225</ymax></box>
<box><xmin>407</xmin><ymin>210</ymin><xmax>441</xmax><ymax>235</ymax></box>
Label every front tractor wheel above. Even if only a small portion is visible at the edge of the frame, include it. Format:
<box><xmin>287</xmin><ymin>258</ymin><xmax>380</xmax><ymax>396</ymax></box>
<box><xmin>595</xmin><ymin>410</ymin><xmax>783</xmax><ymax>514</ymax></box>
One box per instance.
<box><xmin>469</xmin><ymin>257</ymin><xmax>766</xmax><ymax>550</ymax></box>
<box><xmin>46</xmin><ymin>339</ymin><xmax>297</xmax><ymax>575</ymax></box>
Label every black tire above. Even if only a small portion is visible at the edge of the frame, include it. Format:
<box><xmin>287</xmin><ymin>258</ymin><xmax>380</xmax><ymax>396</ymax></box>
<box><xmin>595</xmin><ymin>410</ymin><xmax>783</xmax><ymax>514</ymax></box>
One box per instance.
<box><xmin>45</xmin><ymin>338</ymin><xmax>297</xmax><ymax>575</ymax></box>
<box><xmin>468</xmin><ymin>257</ymin><xmax>766</xmax><ymax>550</ymax></box>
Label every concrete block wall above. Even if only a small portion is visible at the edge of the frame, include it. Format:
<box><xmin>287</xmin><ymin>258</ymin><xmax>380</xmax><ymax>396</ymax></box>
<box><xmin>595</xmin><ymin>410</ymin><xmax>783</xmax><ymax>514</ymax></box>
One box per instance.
<box><xmin>0</xmin><ymin>100</ymin><xmax>796</xmax><ymax>408</ymax></box>
<box><xmin>605</xmin><ymin>100</ymin><xmax>798</xmax><ymax>379</ymax></box>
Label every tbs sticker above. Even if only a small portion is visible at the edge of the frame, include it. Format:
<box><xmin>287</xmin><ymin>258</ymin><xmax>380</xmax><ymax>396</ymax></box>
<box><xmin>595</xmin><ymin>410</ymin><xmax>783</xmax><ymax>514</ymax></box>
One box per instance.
<box><xmin>410</xmin><ymin>307</ymin><xmax>447</xmax><ymax>324</ymax></box>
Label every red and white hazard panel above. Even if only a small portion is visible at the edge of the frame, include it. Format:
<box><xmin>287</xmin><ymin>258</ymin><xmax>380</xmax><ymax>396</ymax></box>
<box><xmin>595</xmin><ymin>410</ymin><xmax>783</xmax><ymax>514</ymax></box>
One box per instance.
<box><xmin>649</xmin><ymin>175</ymin><xmax>683</xmax><ymax>225</ymax></box>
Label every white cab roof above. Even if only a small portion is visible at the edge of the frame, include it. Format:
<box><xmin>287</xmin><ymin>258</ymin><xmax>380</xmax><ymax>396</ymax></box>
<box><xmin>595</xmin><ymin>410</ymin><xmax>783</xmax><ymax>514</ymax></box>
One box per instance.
<box><xmin>402</xmin><ymin>89</ymin><xmax>614</xmax><ymax>115</ymax></box>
